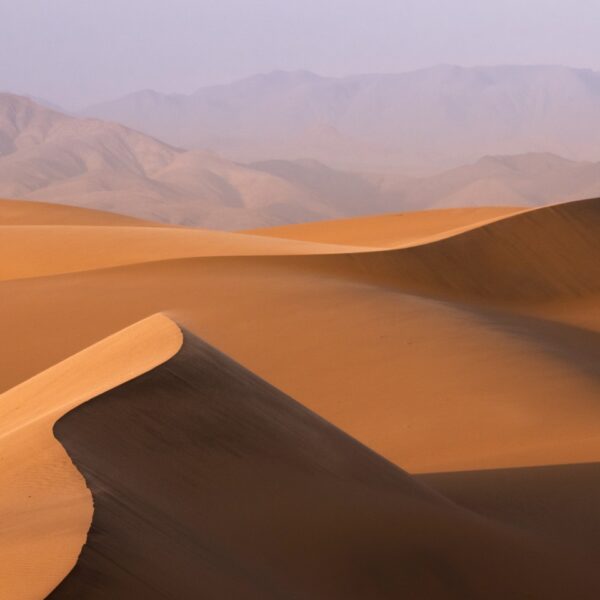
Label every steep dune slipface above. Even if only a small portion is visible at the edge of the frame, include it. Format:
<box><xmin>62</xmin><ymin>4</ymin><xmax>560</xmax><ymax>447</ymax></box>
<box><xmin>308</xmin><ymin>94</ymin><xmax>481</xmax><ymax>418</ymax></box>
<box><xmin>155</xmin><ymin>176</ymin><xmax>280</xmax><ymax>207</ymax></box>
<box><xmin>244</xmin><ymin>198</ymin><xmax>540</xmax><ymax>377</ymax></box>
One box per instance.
<box><xmin>419</xmin><ymin>462</ymin><xmax>600</xmax><ymax>562</ymax></box>
<box><xmin>1</xmin><ymin>256</ymin><xmax>600</xmax><ymax>475</ymax></box>
<box><xmin>1</xmin><ymin>197</ymin><xmax>599</xmax><ymax>597</ymax></box>
<box><xmin>49</xmin><ymin>330</ymin><xmax>600</xmax><ymax>599</ymax></box>
<box><xmin>0</xmin><ymin>199</ymin><xmax>599</xmax><ymax>474</ymax></box>
<box><xmin>353</xmin><ymin>197</ymin><xmax>600</xmax><ymax>304</ymax></box>
<box><xmin>0</xmin><ymin>315</ymin><xmax>181</xmax><ymax>600</ymax></box>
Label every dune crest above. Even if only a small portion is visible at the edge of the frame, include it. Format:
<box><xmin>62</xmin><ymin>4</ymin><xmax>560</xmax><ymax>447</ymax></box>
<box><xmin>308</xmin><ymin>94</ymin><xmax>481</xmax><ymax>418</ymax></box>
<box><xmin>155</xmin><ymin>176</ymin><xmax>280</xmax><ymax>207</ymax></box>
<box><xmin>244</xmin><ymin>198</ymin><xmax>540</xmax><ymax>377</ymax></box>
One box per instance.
<box><xmin>0</xmin><ymin>198</ymin><xmax>598</xmax><ymax>476</ymax></box>
<box><xmin>49</xmin><ymin>329</ymin><xmax>600</xmax><ymax>599</ymax></box>
<box><xmin>0</xmin><ymin>314</ymin><xmax>182</xmax><ymax>600</ymax></box>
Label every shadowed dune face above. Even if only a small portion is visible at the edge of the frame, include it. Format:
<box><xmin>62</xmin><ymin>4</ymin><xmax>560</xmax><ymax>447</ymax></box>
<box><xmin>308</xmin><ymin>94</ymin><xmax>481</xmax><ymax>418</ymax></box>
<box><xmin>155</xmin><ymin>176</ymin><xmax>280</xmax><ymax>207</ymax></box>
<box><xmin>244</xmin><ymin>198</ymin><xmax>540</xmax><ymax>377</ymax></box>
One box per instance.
<box><xmin>0</xmin><ymin>197</ymin><xmax>598</xmax><ymax>597</ymax></box>
<box><xmin>0</xmin><ymin>199</ymin><xmax>599</xmax><ymax>474</ymax></box>
<box><xmin>0</xmin><ymin>314</ymin><xmax>182</xmax><ymax>600</ymax></box>
<box><xmin>352</xmin><ymin>197</ymin><xmax>600</xmax><ymax>304</ymax></box>
<box><xmin>49</xmin><ymin>330</ymin><xmax>600</xmax><ymax>599</ymax></box>
<box><xmin>419</xmin><ymin>462</ymin><xmax>600</xmax><ymax>562</ymax></box>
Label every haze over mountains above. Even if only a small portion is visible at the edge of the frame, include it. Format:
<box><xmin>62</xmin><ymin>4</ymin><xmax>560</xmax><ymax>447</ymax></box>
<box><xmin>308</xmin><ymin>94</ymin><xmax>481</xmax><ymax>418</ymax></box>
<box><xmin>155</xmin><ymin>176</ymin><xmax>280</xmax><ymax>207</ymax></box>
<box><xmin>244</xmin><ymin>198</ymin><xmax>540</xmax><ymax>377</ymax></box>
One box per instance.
<box><xmin>0</xmin><ymin>93</ymin><xmax>391</xmax><ymax>228</ymax></box>
<box><xmin>4</xmin><ymin>64</ymin><xmax>600</xmax><ymax>229</ymax></box>
<box><xmin>84</xmin><ymin>65</ymin><xmax>600</xmax><ymax>171</ymax></box>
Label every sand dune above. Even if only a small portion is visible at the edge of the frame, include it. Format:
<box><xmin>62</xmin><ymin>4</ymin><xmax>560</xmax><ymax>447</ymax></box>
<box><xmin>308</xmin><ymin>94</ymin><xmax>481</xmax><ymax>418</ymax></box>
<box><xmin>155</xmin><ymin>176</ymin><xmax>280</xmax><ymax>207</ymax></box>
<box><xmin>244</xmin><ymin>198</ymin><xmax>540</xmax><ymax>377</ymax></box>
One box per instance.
<box><xmin>0</xmin><ymin>224</ymin><xmax>364</xmax><ymax>281</ymax></box>
<box><xmin>0</xmin><ymin>198</ymin><xmax>157</xmax><ymax>227</ymax></box>
<box><xmin>247</xmin><ymin>205</ymin><xmax>524</xmax><ymax>247</ymax></box>
<box><xmin>351</xmin><ymin>197</ymin><xmax>600</xmax><ymax>304</ymax></box>
<box><xmin>1</xmin><ymin>194</ymin><xmax>599</xmax><ymax>597</ymax></box>
<box><xmin>0</xmin><ymin>198</ymin><xmax>598</xmax><ymax>475</ymax></box>
<box><xmin>48</xmin><ymin>328</ymin><xmax>600</xmax><ymax>599</ymax></box>
<box><xmin>0</xmin><ymin>314</ymin><xmax>181</xmax><ymax>600</ymax></box>
<box><xmin>419</xmin><ymin>461</ymin><xmax>600</xmax><ymax>563</ymax></box>
<box><xmin>0</xmin><ymin>204</ymin><xmax>529</xmax><ymax>281</ymax></box>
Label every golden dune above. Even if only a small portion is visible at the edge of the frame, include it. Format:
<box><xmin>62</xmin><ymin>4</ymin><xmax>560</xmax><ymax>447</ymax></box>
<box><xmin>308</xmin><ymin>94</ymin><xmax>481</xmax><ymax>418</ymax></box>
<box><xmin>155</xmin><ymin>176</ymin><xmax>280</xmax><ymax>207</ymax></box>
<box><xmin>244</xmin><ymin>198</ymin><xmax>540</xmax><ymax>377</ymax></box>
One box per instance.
<box><xmin>1</xmin><ymin>197</ymin><xmax>599</xmax><ymax>598</ymax></box>
<box><xmin>0</xmin><ymin>198</ymin><xmax>598</xmax><ymax>474</ymax></box>
<box><xmin>0</xmin><ymin>314</ymin><xmax>181</xmax><ymax>599</ymax></box>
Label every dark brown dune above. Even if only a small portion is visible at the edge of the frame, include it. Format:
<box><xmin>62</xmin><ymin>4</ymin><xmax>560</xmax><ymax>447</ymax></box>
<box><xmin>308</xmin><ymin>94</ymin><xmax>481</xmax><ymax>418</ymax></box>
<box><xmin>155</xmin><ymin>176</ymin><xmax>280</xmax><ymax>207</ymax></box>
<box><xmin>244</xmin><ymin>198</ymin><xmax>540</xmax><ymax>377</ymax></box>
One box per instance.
<box><xmin>49</xmin><ymin>330</ymin><xmax>600</xmax><ymax>599</ymax></box>
<box><xmin>354</xmin><ymin>197</ymin><xmax>600</xmax><ymax>304</ymax></box>
<box><xmin>419</xmin><ymin>462</ymin><xmax>600</xmax><ymax>562</ymax></box>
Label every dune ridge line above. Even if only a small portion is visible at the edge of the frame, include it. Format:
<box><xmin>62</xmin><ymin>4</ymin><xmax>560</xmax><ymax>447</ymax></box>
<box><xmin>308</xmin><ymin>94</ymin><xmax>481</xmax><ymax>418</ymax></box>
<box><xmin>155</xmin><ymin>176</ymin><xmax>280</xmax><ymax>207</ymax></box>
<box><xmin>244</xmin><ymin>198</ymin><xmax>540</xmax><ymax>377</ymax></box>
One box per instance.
<box><xmin>0</xmin><ymin>314</ymin><xmax>182</xmax><ymax>600</ymax></box>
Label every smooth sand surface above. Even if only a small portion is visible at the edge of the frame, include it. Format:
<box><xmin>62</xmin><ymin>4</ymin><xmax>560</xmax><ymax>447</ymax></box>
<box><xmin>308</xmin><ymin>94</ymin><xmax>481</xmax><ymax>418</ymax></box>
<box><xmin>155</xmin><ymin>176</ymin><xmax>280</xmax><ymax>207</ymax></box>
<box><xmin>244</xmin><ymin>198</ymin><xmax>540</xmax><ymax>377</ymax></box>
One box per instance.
<box><xmin>49</xmin><ymin>330</ymin><xmax>600</xmax><ymax>599</ymax></box>
<box><xmin>247</xmin><ymin>205</ymin><xmax>524</xmax><ymax>247</ymax></box>
<box><xmin>1</xmin><ymin>197</ymin><xmax>599</xmax><ymax>597</ymax></box>
<box><xmin>0</xmin><ymin>198</ymin><xmax>160</xmax><ymax>227</ymax></box>
<box><xmin>0</xmin><ymin>205</ymin><xmax>527</xmax><ymax>282</ymax></box>
<box><xmin>419</xmin><ymin>461</ymin><xmax>600</xmax><ymax>562</ymax></box>
<box><xmin>0</xmin><ymin>199</ymin><xmax>598</xmax><ymax>474</ymax></box>
<box><xmin>0</xmin><ymin>202</ymin><xmax>600</xmax><ymax>472</ymax></box>
<box><xmin>0</xmin><ymin>314</ymin><xmax>181</xmax><ymax>600</ymax></box>
<box><xmin>0</xmin><ymin>224</ymin><xmax>369</xmax><ymax>281</ymax></box>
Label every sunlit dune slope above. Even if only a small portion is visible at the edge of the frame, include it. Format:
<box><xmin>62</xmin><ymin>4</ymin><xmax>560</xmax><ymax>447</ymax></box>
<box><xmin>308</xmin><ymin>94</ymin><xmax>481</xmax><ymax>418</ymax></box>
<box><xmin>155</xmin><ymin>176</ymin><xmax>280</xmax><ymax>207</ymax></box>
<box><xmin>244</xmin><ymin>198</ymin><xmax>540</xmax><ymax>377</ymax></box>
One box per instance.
<box><xmin>351</xmin><ymin>197</ymin><xmax>600</xmax><ymax>304</ymax></box>
<box><xmin>0</xmin><ymin>198</ymin><xmax>160</xmax><ymax>227</ymax></box>
<box><xmin>0</xmin><ymin>198</ymin><xmax>598</xmax><ymax>474</ymax></box>
<box><xmin>49</xmin><ymin>329</ymin><xmax>600</xmax><ymax>599</ymax></box>
<box><xmin>0</xmin><ymin>203</ymin><xmax>526</xmax><ymax>281</ymax></box>
<box><xmin>0</xmin><ymin>224</ymin><xmax>367</xmax><ymax>281</ymax></box>
<box><xmin>0</xmin><ymin>315</ymin><xmax>181</xmax><ymax>600</ymax></box>
<box><xmin>247</xmin><ymin>205</ymin><xmax>524</xmax><ymax>247</ymax></box>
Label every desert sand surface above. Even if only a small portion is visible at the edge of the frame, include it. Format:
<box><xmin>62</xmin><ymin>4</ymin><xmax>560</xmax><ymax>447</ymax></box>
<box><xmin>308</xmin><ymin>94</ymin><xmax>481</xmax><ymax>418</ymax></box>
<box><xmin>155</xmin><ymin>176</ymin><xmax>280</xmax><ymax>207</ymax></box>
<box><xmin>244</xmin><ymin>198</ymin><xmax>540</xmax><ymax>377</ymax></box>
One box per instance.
<box><xmin>48</xmin><ymin>329</ymin><xmax>600</xmax><ymax>599</ymax></box>
<box><xmin>419</xmin><ymin>461</ymin><xmax>600</xmax><ymax>563</ymax></box>
<box><xmin>0</xmin><ymin>205</ymin><xmax>530</xmax><ymax>281</ymax></box>
<box><xmin>0</xmin><ymin>314</ymin><xmax>181</xmax><ymax>600</ymax></box>
<box><xmin>0</xmin><ymin>198</ymin><xmax>158</xmax><ymax>227</ymax></box>
<box><xmin>247</xmin><ymin>205</ymin><xmax>524</xmax><ymax>247</ymax></box>
<box><xmin>0</xmin><ymin>197</ymin><xmax>598</xmax><ymax>472</ymax></box>
<box><xmin>1</xmin><ymin>196</ymin><xmax>599</xmax><ymax>597</ymax></box>
<box><xmin>0</xmin><ymin>224</ymin><xmax>371</xmax><ymax>281</ymax></box>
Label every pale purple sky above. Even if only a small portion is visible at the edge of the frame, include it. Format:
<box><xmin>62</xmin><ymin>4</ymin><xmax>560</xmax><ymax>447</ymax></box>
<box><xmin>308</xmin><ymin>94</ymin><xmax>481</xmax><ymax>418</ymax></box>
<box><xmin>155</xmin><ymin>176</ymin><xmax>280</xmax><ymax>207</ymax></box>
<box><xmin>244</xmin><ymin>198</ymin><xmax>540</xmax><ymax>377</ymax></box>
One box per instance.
<box><xmin>2</xmin><ymin>0</ymin><xmax>600</xmax><ymax>109</ymax></box>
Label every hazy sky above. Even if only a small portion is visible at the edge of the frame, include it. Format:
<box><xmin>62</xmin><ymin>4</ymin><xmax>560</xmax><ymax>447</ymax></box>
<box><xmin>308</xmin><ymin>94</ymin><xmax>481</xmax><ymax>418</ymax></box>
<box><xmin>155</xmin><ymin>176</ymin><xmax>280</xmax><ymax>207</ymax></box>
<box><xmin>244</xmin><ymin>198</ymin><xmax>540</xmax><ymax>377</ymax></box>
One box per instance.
<box><xmin>2</xmin><ymin>0</ymin><xmax>600</xmax><ymax>109</ymax></box>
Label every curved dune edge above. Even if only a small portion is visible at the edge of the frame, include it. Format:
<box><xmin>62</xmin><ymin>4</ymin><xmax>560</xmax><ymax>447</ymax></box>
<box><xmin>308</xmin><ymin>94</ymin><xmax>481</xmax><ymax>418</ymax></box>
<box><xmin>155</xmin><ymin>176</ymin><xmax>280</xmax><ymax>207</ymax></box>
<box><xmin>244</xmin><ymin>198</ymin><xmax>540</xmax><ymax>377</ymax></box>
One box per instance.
<box><xmin>350</xmin><ymin>196</ymin><xmax>600</xmax><ymax>304</ymax></box>
<box><xmin>0</xmin><ymin>224</ymin><xmax>370</xmax><ymax>282</ymax></box>
<box><xmin>1</xmin><ymin>198</ymin><xmax>597</xmax><ymax>294</ymax></box>
<box><xmin>246</xmin><ymin>205</ymin><xmax>527</xmax><ymax>247</ymax></box>
<box><xmin>0</xmin><ymin>314</ymin><xmax>182</xmax><ymax>600</ymax></box>
<box><xmin>0</xmin><ymin>201</ymin><xmax>534</xmax><ymax>283</ymax></box>
<box><xmin>0</xmin><ymin>198</ymin><xmax>164</xmax><ymax>227</ymax></box>
<box><xmin>48</xmin><ymin>329</ymin><xmax>600</xmax><ymax>599</ymax></box>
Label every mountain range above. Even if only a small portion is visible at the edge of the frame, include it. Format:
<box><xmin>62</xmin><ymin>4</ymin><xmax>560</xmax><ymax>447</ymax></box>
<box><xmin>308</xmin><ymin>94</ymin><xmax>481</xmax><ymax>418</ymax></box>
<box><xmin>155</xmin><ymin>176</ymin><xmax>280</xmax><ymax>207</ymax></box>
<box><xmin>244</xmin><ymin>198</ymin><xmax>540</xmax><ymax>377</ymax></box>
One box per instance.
<box><xmin>83</xmin><ymin>65</ymin><xmax>600</xmax><ymax>172</ymax></box>
<box><xmin>3</xmin><ymin>87</ymin><xmax>600</xmax><ymax>228</ymax></box>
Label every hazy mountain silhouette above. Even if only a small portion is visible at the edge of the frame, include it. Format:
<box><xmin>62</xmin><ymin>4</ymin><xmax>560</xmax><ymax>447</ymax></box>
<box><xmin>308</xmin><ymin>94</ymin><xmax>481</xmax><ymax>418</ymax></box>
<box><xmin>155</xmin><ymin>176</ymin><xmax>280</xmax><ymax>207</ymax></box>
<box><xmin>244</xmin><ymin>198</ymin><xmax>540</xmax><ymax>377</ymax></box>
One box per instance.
<box><xmin>83</xmin><ymin>65</ymin><xmax>600</xmax><ymax>171</ymax></box>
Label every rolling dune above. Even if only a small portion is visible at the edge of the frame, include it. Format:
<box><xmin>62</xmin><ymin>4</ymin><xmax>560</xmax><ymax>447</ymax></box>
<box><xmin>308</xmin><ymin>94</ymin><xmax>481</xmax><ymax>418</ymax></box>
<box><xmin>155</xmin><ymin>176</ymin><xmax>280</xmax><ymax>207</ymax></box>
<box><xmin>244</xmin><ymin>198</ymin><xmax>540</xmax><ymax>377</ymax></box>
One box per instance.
<box><xmin>0</xmin><ymin>198</ymin><xmax>158</xmax><ymax>227</ymax></box>
<box><xmin>1</xmin><ymin>196</ymin><xmax>599</xmax><ymax>597</ymax></box>
<box><xmin>48</xmin><ymin>328</ymin><xmax>600</xmax><ymax>599</ymax></box>
<box><xmin>350</xmin><ymin>197</ymin><xmax>600</xmax><ymax>304</ymax></box>
<box><xmin>247</xmin><ymin>205</ymin><xmax>524</xmax><ymax>247</ymax></box>
<box><xmin>0</xmin><ymin>224</ymin><xmax>364</xmax><ymax>281</ymax></box>
<box><xmin>0</xmin><ymin>314</ymin><xmax>181</xmax><ymax>599</ymax></box>
<box><xmin>0</xmin><ymin>198</ymin><xmax>598</xmax><ymax>474</ymax></box>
